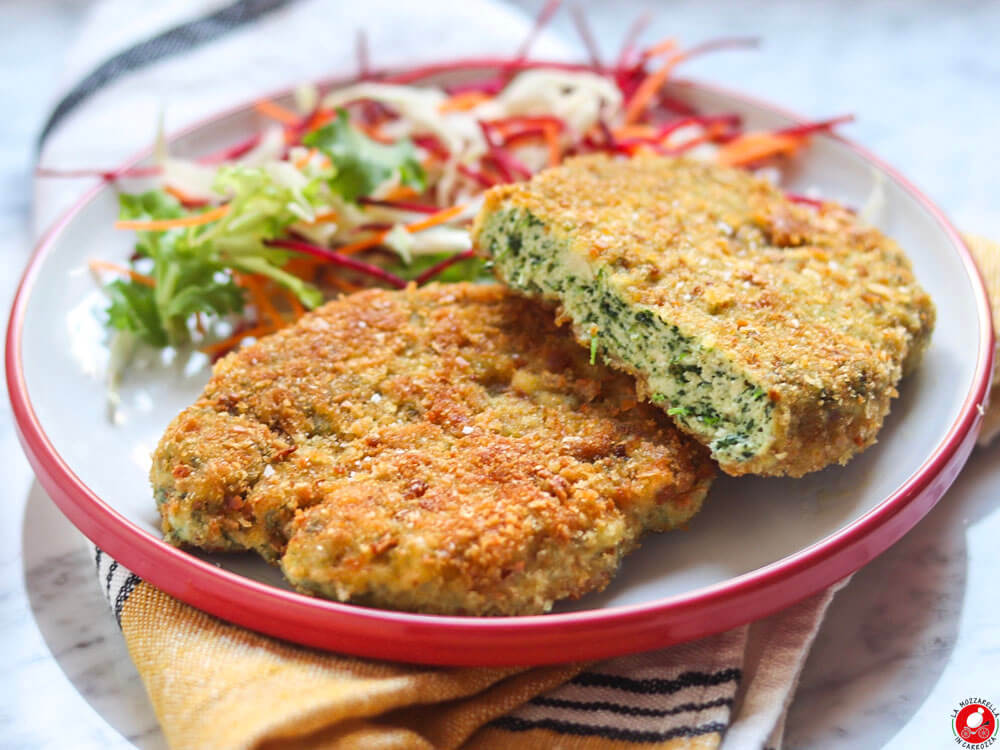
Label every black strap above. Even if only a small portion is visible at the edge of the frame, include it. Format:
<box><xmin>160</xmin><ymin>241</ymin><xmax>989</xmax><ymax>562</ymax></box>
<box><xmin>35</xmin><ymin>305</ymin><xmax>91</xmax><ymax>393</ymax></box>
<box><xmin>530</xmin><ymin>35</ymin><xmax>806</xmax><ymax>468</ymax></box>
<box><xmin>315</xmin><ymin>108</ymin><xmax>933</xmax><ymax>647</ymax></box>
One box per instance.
<box><xmin>38</xmin><ymin>0</ymin><xmax>301</xmax><ymax>147</ymax></box>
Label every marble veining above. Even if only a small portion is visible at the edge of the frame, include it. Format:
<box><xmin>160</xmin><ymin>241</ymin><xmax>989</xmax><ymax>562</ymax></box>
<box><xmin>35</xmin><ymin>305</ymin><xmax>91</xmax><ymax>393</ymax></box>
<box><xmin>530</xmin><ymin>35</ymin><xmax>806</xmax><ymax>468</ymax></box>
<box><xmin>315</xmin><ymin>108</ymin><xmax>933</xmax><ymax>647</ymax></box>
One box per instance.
<box><xmin>3</xmin><ymin>1</ymin><xmax>1000</xmax><ymax>749</ymax></box>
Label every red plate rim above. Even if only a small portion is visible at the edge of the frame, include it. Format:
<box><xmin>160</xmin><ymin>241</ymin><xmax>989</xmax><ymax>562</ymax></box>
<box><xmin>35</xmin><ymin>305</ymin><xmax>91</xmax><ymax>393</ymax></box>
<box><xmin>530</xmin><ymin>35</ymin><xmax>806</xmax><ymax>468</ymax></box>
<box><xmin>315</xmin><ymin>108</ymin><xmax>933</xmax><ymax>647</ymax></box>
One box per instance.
<box><xmin>7</xmin><ymin>61</ymin><xmax>994</xmax><ymax>666</ymax></box>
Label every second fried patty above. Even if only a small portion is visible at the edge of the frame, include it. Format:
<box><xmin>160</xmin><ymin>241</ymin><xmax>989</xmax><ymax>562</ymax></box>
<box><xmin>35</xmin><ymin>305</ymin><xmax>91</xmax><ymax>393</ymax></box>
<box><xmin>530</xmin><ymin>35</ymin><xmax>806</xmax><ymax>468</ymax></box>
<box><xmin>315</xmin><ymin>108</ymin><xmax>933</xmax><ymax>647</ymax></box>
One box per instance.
<box><xmin>474</xmin><ymin>155</ymin><xmax>935</xmax><ymax>477</ymax></box>
<box><xmin>151</xmin><ymin>283</ymin><xmax>714</xmax><ymax>615</ymax></box>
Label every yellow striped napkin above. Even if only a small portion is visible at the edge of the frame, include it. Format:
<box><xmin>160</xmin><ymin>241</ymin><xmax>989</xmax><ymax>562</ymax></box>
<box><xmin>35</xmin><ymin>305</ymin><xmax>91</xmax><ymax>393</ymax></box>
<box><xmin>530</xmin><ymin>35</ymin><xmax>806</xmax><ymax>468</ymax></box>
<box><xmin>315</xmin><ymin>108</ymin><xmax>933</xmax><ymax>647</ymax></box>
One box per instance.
<box><xmin>96</xmin><ymin>547</ymin><xmax>840</xmax><ymax>750</ymax></box>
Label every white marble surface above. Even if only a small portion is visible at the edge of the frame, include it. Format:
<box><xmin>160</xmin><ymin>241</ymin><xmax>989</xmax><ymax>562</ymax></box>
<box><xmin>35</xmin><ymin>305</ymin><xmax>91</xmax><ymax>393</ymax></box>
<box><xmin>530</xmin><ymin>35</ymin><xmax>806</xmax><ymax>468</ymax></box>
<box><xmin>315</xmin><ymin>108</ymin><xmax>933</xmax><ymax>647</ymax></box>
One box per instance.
<box><xmin>2</xmin><ymin>1</ymin><xmax>999</xmax><ymax>749</ymax></box>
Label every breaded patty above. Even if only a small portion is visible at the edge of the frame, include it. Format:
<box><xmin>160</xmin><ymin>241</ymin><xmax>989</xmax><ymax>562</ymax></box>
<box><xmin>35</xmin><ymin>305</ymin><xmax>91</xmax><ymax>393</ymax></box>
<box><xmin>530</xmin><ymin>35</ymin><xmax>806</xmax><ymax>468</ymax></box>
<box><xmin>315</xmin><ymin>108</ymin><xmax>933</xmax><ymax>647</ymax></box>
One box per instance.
<box><xmin>474</xmin><ymin>155</ymin><xmax>935</xmax><ymax>477</ymax></box>
<box><xmin>151</xmin><ymin>283</ymin><xmax>714</xmax><ymax>615</ymax></box>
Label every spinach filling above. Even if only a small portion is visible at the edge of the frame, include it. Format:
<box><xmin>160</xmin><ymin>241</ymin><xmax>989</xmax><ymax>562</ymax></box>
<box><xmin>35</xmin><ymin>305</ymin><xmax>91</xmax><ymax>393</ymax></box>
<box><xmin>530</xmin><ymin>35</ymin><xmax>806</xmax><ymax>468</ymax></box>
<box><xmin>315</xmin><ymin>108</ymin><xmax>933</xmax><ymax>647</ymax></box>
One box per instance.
<box><xmin>481</xmin><ymin>208</ymin><xmax>775</xmax><ymax>463</ymax></box>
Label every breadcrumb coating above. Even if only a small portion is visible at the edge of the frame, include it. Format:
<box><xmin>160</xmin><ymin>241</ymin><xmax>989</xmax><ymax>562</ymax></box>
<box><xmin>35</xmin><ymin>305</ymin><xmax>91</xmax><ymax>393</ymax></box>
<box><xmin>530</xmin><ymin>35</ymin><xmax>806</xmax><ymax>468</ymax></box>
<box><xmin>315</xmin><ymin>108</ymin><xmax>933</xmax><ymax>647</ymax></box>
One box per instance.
<box><xmin>151</xmin><ymin>283</ymin><xmax>714</xmax><ymax>615</ymax></box>
<box><xmin>475</xmin><ymin>155</ymin><xmax>935</xmax><ymax>476</ymax></box>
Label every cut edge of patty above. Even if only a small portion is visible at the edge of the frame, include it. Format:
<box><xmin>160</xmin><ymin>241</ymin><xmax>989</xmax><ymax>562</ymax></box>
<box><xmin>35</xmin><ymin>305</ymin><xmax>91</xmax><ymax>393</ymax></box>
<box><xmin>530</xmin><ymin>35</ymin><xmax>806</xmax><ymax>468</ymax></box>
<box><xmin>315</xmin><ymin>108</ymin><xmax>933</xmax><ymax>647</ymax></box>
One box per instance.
<box><xmin>475</xmin><ymin>204</ymin><xmax>900</xmax><ymax>477</ymax></box>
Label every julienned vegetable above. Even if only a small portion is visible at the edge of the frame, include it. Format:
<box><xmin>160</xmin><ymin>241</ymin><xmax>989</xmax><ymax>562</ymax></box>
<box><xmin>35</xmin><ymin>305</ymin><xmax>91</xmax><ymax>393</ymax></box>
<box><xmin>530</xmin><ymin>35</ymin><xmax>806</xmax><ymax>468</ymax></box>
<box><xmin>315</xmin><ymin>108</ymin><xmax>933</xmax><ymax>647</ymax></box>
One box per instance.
<box><xmin>48</xmin><ymin>2</ymin><xmax>852</xmax><ymax>360</ymax></box>
<box><xmin>98</xmin><ymin>110</ymin><xmax>436</xmax><ymax>349</ymax></box>
<box><xmin>102</xmin><ymin>166</ymin><xmax>328</xmax><ymax>348</ymax></box>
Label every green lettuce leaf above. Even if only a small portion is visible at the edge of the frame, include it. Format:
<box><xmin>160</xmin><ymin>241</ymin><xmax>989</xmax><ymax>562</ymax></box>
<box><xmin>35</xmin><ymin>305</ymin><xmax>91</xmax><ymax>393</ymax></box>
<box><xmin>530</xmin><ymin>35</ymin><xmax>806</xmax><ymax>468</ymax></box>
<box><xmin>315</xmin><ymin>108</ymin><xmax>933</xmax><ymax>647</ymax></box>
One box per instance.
<box><xmin>303</xmin><ymin>109</ymin><xmax>425</xmax><ymax>201</ymax></box>
<box><xmin>106</xmin><ymin>279</ymin><xmax>166</xmax><ymax>348</ymax></box>
<box><xmin>105</xmin><ymin>165</ymin><xmax>326</xmax><ymax>348</ymax></box>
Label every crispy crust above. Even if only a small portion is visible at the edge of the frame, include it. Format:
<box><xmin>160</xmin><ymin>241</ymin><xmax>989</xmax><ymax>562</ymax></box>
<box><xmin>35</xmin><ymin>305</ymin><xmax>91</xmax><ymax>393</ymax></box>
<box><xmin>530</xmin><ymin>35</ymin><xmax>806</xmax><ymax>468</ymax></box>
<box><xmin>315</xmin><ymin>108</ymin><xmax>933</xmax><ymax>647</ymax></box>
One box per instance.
<box><xmin>475</xmin><ymin>155</ymin><xmax>935</xmax><ymax>476</ymax></box>
<box><xmin>151</xmin><ymin>283</ymin><xmax>714</xmax><ymax>615</ymax></box>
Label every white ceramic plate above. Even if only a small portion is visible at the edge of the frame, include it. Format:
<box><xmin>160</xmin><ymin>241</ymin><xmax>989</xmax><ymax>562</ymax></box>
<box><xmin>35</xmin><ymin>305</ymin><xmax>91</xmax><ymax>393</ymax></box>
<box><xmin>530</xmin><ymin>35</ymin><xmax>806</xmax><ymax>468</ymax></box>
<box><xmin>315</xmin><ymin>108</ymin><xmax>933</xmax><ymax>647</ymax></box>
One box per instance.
<box><xmin>8</xmin><ymin>69</ymin><xmax>993</xmax><ymax>665</ymax></box>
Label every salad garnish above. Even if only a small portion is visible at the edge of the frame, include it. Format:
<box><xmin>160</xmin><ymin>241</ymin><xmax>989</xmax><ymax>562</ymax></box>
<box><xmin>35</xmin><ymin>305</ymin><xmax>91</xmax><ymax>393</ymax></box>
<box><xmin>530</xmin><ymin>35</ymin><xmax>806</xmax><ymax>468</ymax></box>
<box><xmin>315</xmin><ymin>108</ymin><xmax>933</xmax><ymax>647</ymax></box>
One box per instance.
<box><xmin>40</xmin><ymin>1</ymin><xmax>853</xmax><ymax>369</ymax></box>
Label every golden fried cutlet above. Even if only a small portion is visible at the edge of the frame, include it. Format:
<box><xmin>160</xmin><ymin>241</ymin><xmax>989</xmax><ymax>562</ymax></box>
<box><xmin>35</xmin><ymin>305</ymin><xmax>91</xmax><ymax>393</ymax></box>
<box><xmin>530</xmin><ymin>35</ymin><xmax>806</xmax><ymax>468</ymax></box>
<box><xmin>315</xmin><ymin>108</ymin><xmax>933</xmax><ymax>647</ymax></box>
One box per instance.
<box><xmin>151</xmin><ymin>283</ymin><xmax>714</xmax><ymax>615</ymax></box>
<box><xmin>474</xmin><ymin>155</ymin><xmax>935</xmax><ymax>477</ymax></box>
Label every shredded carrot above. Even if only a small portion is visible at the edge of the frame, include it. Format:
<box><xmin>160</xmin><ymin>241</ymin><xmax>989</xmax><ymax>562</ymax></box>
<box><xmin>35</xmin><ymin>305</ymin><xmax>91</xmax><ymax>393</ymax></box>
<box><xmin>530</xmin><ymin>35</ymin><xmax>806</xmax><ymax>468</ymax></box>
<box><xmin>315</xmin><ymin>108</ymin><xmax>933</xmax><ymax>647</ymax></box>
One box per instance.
<box><xmin>329</xmin><ymin>275</ymin><xmax>363</xmax><ymax>294</ymax></box>
<box><xmin>716</xmin><ymin>132</ymin><xmax>805</xmax><ymax>167</ymax></box>
<box><xmin>309</xmin><ymin>210</ymin><xmax>340</xmax><ymax>224</ymax></box>
<box><xmin>613</xmin><ymin>124</ymin><xmax>658</xmax><ymax>140</ymax></box>
<box><xmin>404</xmin><ymin>204</ymin><xmax>466</xmax><ymax>233</ymax></box>
<box><xmin>630</xmin><ymin>144</ymin><xmax>660</xmax><ymax>157</ymax></box>
<box><xmin>438</xmin><ymin>91</ymin><xmax>493</xmax><ymax>113</ymax></box>
<box><xmin>164</xmin><ymin>184</ymin><xmax>207</xmax><ymax>206</ymax></box>
<box><xmin>642</xmin><ymin>37</ymin><xmax>678</xmax><ymax>60</ymax></box>
<box><xmin>335</xmin><ymin>232</ymin><xmax>389</xmax><ymax>256</ymax></box>
<box><xmin>359</xmin><ymin>122</ymin><xmax>390</xmax><ymax>143</ymax></box>
<box><xmin>200</xmin><ymin>323</ymin><xmax>277</xmax><ymax>356</ymax></box>
<box><xmin>293</xmin><ymin>148</ymin><xmax>317</xmax><ymax>169</ymax></box>
<box><xmin>542</xmin><ymin>122</ymin><xmax>561</xmax><ymax>166</ymax></box>
<box><xmin>254</xmin><ymin>99</ymin><xmax>300</xmax><ymax>126</ymax></box>
<box><xmin>237</xmin><ymin>274</ymin><xmax>285</xmax><ymax>328</ymax></box>
<box><xmin>283</xmin><ymin>257</ymin><xmax>323</xmax><ymax>278</ymax></box>
<box><xmin>115</xmin><ymin>204</ymin><xmax>230</xmax><ymax>231</ymax></box>
<box><xmin>662</xmin><ymin>120</ymin><xmax>731</xmax><ymax>152</ymax></box>
<box><xmin>335</xmin><ymin>204</ymin><xmax>465</xmax><ymax>255</ymax></box>
<box><xmin>88</xmin><ymin>259</ymin><xmax>156</xmax><ymax>287</ymax></box>
<box><xmin>383</xmin><ymin>184</ymin><xmax>420</xmax><ymax>201</ymax></box>
<box><xmin>194</xmin><ymin>312</ymin><xmax>206</xmax><ymax>336</ymax></box>
<box><xmin>624</xmin><ymin>53</ymin><xmax>683</xmax><ymax>124</ymax></box>
<box><xmin>307</xmin><ymin>108</ymin><xmax>336</xmax><ymax>130</ymax></box>
<box><xmin>283</xmin><ymin>286</ymin><xmax>306</xmax><ymax>318</ymax></box>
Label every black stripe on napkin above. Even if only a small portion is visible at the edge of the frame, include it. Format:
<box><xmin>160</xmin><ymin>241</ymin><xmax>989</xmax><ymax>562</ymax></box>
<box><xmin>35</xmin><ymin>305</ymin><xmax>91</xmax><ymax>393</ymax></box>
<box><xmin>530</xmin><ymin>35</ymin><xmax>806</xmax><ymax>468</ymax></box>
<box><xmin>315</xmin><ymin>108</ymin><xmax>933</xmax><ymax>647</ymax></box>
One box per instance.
<box><xmin>113</xmin><ymin>574</ymin><xmax>142</xmax><ymax>626</ymax></box>
<box><xmin>529</xmin><ymin>695</ymin><xmax>734</xmax><ymax>718</ymax></box>
<box><xmin>105</xmin><ymin>559</ymin><xmax>119</xmax><ymax>599</ymax></box>
<box><xmin>38</xmin><ymin>0</ymin><xmax>301</xmax><ymax>146</ymax></box>
<box><xmin>569</xmin><ymin>668</ymin><xmax>741</xmax><ymax>695</ymax></box>
<box><xmin>490</xmin><ymin>717</ymin><xmax>728</xmax><ymax>743</ymax></box>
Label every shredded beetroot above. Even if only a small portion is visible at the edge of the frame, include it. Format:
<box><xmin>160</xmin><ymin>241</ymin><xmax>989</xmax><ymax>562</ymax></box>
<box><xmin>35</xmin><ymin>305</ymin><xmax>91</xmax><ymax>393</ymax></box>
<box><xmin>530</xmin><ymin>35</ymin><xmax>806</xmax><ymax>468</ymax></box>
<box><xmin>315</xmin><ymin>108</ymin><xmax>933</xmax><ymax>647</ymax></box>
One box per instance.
<box><xmin>352</xmin><ymin>98</ymin><xmax>397</xmax><ymax>127</ymax></box>
<box><xmin>597</xmin><ymin>119</ymin><xmax>618</xmax><ymax>148</ymax></box>
<box><xmin>465</xmin><ymin>1</ymin><xmax>570</xmax><ymax>97</ymax></box>
<box><xmin>658</xmin><ymin>36</ymin><xmax>759</xmax><ymax>64</ymax></box>
<box><xmin>479</xmin><ymin>121</ymin><xmax>533</xmax><ymax>180</ymax></box>
<box><xmin>514</xmin><ymin>0</ymin><xmax>563</xmax><ymax>62</ymax></box>
<box><xmin>491</xmin><ymin>116</ymin><xmax>566</xmax><ymax>149</ymax></box>
<box><xmin>576</xmin><ymin>118</ymin><xmax>618</xmax><ymax>156</ymax></box>
<box><xmin>36</xmin><ymin>165</ymin><xmax>162</xmax><ymax>180</ymax></box>
<box><xmin>457</xmin><ymin>163</ymin><xmax>497</xmax><ymax>188</ymax></box>
<box><xmin>356</xmin><ymin>29</ymin><xmax>371</xmax><ymax>80</ymax></box>
<box><xmin>492</xmin><ymin>151</ymin><xmax>532</xmax><ymax>181</ymax></box>
<box><xmin>198</xmin><ymin>133</ymin><xmax>263</xmax><ymax>164</ymax></box>
<box><xmin>614</xmin><ymin>65</ymin><xmax>647</xmax><ymax>101</ymax></box>
<box><xmin>358</xmin><ymin>197</ymin><xmax>441</xmax><ymax>214</ymax></box>
<box><xmin>482</xmin><ymin>153</ymin><xmax>513</xmax><ymax>183</ymax></box>
<box><xmin>777</xmin><ymin>114</ymin><xmax>854</xmax><ymax>138</ymax></box>
<box><xmin>655</xmin><ymin>93</ymin><xmax>701</xmax><ymax>118</ymax></box>
<box><xmin>384</xmin><ymin>58</ymin><xmax>600</xmax><ymax>86</ymax></box>
<box><xmin>414</xmin><ymin>248</ymin><xmax>477</xmax><ymax>285</ymax></box>
<box><xmin>412</xmin><ymin>134</ymin><xmax>451</xmax><ymax>160</ymax></box>
<box><xmin>786</xmin><ymin>193</ymin><xmax>826</xmax><ymax>208</ymax></box>
<box><xmin>501</xmin><ymin>126</ymin><xmax>550</xmax><ymax>148</ymax></box>
<box><xmin>444</xmin><ymin>77</ymin><xmax>507</xmax><ymax>97</ymax></box>
<box><xmin>268</xmin><ymin>238</ymin><xmax>408</xmax><ymax>289</ymax></box>
<box><xmin>615</xmin><ymin>36</ymin><xmax>760</xmax><ymax>104</ymax></box>
<box><xmin>570</xmin><ymin>4</ymin><xmax>604</xmax><ymax>72</ymax></box>
<box><xmin>617</xmin><ymin>10</ymin><xmax>653</xmax><ymax>70</ymax></box>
